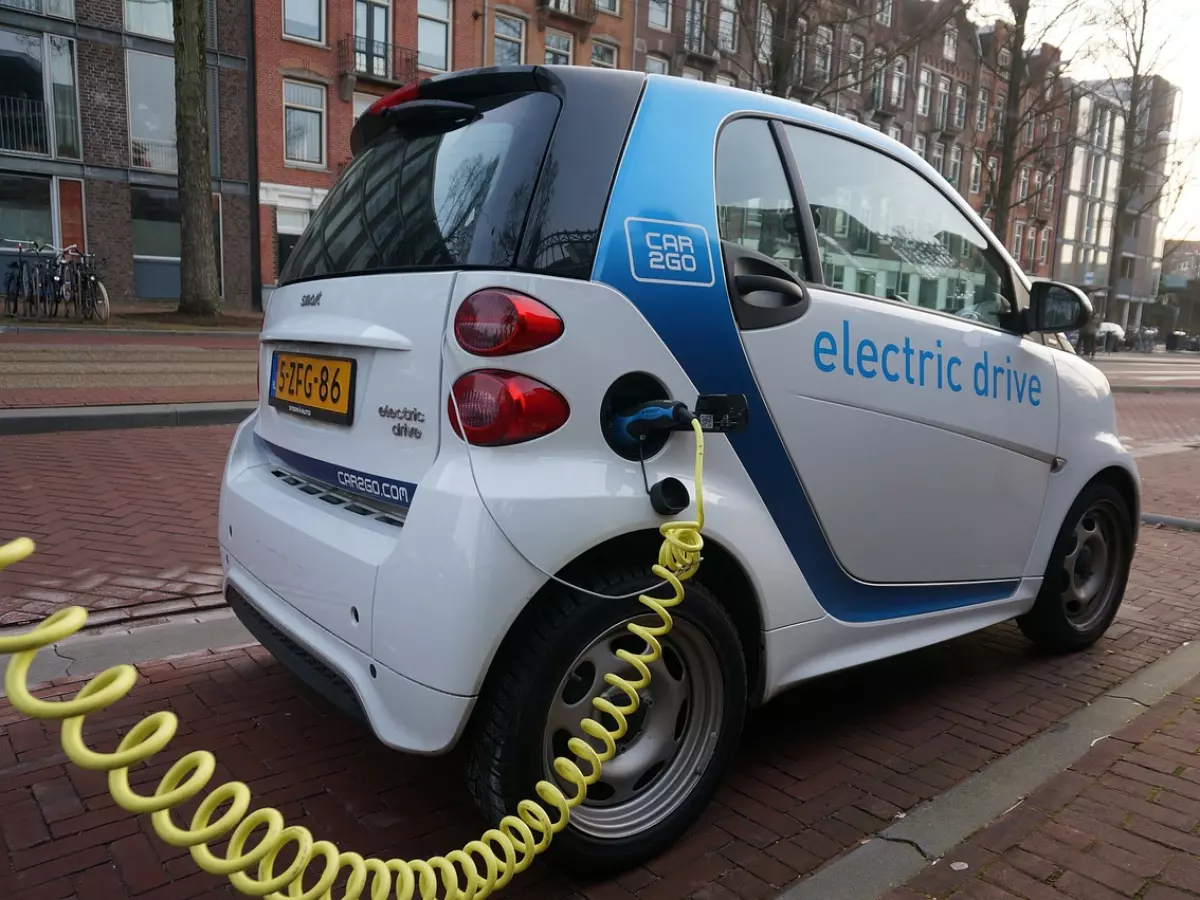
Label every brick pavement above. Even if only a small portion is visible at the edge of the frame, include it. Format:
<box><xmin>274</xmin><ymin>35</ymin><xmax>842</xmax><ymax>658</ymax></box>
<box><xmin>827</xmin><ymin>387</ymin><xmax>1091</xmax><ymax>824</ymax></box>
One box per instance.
<box><xmin>0</xmin><ymin>426</ymin><xmax>233</xmax><ymax>625</ymax></box>
<box><xmin>2</xmin><ymin>528</ymin><xmax>1200</xmax><ymax>900</ymax></box>
<box><xmin>1114</xmin><ymin>394</ymin><xmax>1200</xmax><ymax>457</ymax></box>
<box><xmin>885</xmin><ymin>673</ymin><xmax>1200</xmax><ymax>900</ymax></box>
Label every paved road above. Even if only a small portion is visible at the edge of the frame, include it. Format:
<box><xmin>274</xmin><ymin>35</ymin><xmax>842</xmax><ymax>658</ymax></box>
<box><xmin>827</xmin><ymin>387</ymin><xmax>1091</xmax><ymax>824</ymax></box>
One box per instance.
<box><xmin>1</xmin><ymin>527</ymin><xmax>1199</xmax><ymax>900</ymax></box>
<box><xmin>0</xmin><ymin>332</ymin><xmax>256</xmax><ymax>409</ymax></box>
<box><xmin>1093</xmin><ymin>352</ymin><xmax>1200</xmax><ymax>389</ymax></box>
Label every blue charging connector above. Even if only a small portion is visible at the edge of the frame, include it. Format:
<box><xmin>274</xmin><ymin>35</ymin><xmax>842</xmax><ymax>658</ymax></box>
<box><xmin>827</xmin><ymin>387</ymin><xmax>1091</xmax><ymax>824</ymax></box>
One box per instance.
<box><xmin>609</xmin><ymin>400</ymin><xmax>697</xmax><ymax>449</ymax></box>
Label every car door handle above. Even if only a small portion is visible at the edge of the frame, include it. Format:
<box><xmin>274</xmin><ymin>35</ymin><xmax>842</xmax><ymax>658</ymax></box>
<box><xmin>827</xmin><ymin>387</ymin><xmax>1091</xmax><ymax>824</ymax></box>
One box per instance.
<box><xmin>734</xmin><ymin>274</ymin><xmax>805</xmax><ymax>303</ymax></box>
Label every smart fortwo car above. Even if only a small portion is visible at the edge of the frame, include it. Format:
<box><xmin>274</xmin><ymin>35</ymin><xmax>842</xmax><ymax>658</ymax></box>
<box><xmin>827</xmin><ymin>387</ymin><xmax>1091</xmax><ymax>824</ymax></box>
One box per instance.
<box><xmin>219</xmin><ymin>65</ymin><xmax>1139</xmax><ymax>872</ymax></box>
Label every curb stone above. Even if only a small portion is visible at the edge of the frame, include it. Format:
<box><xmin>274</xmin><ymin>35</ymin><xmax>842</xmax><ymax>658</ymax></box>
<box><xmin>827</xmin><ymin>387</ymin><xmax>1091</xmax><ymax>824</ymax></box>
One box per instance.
<box><xmin>0</xmin><ymin>324</ymin><xmax>259</xmax><ymax>337</ymax></box>
<box><xmin>0</xmin><ymin>400</ymin><xmax>256</xmax><ymax>434</ymax></box>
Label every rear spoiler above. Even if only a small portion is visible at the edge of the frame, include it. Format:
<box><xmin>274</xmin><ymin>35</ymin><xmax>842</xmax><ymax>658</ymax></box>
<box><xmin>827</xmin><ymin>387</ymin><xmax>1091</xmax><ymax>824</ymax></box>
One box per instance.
<box><xmin>350</xmin><ymin>65</ymin><xmax>571</xmax><ymax>157</ymax></box>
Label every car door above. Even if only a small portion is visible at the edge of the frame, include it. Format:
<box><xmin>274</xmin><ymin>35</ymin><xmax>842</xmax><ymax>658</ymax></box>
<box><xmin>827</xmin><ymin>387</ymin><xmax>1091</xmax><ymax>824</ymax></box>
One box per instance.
<box><xmin>714</xmin><ymin>116</ymin><xmax>1059</xmax><ymax>621</ymax></box>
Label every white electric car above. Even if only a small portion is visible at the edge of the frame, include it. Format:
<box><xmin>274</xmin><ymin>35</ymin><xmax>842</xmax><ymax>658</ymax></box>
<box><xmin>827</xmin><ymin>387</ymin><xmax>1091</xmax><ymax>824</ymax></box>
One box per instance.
<box><xmin>219</xmin><ymin>65</ymin><xmax>1139</xmax><ymax>872</ymax></box>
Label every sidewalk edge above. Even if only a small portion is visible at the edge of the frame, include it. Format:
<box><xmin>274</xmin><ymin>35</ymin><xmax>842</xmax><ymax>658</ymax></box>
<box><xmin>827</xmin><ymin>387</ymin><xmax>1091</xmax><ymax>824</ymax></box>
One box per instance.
<box><xmin>774</xmin><ymin>637</ymin><xmax>1200</xmax><ymax>900</ymax></box>
<box><xmin>0</xmin><ymin>401</ymin><xmax>256</xmax><ymax>434</ymax></box>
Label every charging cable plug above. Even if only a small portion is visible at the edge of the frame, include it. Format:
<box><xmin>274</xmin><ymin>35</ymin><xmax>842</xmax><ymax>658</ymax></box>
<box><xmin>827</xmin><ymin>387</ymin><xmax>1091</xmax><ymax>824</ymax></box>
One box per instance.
<box><xmin>610</xmin><ymin>400</ymin><xmax>697</xmax><ymax>447</ymax></box>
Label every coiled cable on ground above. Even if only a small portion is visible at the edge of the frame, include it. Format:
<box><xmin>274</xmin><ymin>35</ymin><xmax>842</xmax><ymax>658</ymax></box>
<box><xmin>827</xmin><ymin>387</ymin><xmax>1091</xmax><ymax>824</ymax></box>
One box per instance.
<box><xmin>0</xmin><ymin>417</ymin><xmax>706</xmax><ymax>900</ymax></box>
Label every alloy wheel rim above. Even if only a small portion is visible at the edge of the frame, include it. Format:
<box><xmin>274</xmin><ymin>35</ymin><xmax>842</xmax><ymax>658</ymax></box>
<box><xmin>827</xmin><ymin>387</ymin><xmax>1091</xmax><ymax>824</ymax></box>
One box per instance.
<box><xmin>540</xmin><ymin>614</ymin><xmax>724</xmax><ymax>840</ymax></box>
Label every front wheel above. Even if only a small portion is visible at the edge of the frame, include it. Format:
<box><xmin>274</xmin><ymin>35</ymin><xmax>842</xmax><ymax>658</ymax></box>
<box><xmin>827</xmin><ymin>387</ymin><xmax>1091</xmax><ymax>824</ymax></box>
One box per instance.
<box><xmin>466</xmin><ymin>566</ymin><xmax>747</xmax><ymax>874</ymax></box>
<box><xmin>1018</xmin><ymin>481</ymin><xmax>1134</xmax><ymax>653</ymax></box>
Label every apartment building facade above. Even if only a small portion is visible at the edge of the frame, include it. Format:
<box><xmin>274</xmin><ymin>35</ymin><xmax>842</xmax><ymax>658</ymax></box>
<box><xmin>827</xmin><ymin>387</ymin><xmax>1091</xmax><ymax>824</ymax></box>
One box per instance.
<box><xmin>0</xmin><ymin>0</ymin><xmax>253</xmax><ymax>306</ymax></box>
<box><xmin>1055</xmin><ymin>74</ymin><xmax>1180</xmax><ymax>329</ymax></box>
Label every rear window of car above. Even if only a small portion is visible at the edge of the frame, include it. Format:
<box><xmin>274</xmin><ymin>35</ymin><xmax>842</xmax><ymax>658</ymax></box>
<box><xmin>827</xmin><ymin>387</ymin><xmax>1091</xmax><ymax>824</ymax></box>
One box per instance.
<box><xmin>278</xmin><ymin>90</ymin><xmax>562</xmax><ymax>285</ymax></box>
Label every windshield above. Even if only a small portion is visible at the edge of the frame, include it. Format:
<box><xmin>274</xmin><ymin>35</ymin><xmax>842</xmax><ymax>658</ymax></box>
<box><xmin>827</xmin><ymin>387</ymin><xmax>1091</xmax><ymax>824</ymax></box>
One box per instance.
<box><xmin>279</xmin><ymin>90</ymin><xmax>562</xmax><ymax>285</ymax></box>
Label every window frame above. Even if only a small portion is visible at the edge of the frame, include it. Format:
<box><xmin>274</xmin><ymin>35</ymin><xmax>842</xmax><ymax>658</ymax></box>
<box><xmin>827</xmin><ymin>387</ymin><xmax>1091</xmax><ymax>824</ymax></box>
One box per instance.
<box><xmin>876</xmin><ymin>0</ymin><xmax>892</xmax><ymax>27</ymax></box>
<box><xmin>125</xmin><ymin>48</ymin><xmax>177</xmax><ymax>173</ymax></box>
<box><xmin>889</xmin><ymin>56</ymin><xmax>906</xmax><ymax>107</ymax></box>
<box><xmin>741</xmin><ymin>114</ymin><xmax>1026</xmax><ymax>333</ymax></box>
<box><xmin>417</xmin><ymin>0</ymin><xmax>452</xmax><ymax>72</ymax></box>
<box><xmin>492</xmin><ymin>13</ymin><xmax>524</xmax><ymax>65</ymax></box>
<box><xmin>644</xmin><ymin>53</ymin><xmax>669</xmax><ymax>75</ymax></box>
<box><xmin>847</xmin><ymin>36</ymin><xmax>865</xmax><ymax>94</ymax></box>
<box><xmin>590</xmin><ymin>40</ymin><xmax>617</xmax><ymax>68</ymax></box>
<box><xmin>544</xmin><ymin>29</ymin><xmax>572</xmax><ymax>65</ymax></box>
<box><xmin>917</xmin><ymin>68</ymin><xmax>932</xmax><ymax>117</ymax></box>
<box><xmin>281</xmin><ymin>78</ymin><xmax>327</xmax><ymax>169</ymax></box>
<box><xmin>594</xmin><ymin>0</ymin><xmax>618</xmax><ymax>14</ymax></box>
<box><xmin>943</xmin><ymin>26</ymin><xmax>957</xmax><ymax>61</ymax></box>
<box><xmin>647</xmin><ymin>0</ymin><xmax>670</xmax><ymax>31</ymax></box>
<box><xmin>0</xmin><ymin>29</ymin><xmax>81</xmax><ymax>162</ymax></box>
<box><xmin>281</xmin><ymin>0</ymin><xmax>325</xmax><ymax>46</ymax></box>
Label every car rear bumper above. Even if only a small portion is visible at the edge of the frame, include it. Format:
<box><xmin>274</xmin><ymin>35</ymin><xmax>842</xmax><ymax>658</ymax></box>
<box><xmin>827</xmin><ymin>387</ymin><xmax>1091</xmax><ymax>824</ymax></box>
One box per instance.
<box><xmin>222</xmin><ymin>553</ymin><xmax>475</xmax><ymax>755</ymax></box>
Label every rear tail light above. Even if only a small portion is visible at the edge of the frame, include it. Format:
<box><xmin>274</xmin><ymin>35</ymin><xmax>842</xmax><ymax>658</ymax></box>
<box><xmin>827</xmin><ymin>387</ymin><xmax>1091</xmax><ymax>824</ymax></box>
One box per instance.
<box><xmin>448</xmin><ymin>370</ymin><xmax>569</xmax><ymax>446</ymax></box>
<box><xmin>454</xmin><ymin>290</ymin><xmax>564</xmax><ymax>356</ymax></box>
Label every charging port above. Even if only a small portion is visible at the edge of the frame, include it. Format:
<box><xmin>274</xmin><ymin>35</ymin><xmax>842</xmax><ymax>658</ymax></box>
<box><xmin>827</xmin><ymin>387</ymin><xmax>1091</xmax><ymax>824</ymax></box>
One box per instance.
<box><xmin>600</xmin><ymin>372</ymin><xmax>673</xmax><ymax>461</ymax></box>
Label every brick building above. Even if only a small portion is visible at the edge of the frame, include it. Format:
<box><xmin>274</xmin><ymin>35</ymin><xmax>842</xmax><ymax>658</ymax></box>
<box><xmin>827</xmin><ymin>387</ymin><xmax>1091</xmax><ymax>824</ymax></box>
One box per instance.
<box><xmin>0</xmin><ymin>0</ymin><xmax>253</xmax><ymax>307</ymax></box>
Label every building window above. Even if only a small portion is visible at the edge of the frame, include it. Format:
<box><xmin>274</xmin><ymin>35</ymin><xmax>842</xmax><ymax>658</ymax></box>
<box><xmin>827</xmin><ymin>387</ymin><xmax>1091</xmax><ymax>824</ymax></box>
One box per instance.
<box><xmin>970</xmin><ymin>150</ymin><xmax>982</xmax><ymax>193</ymax></box>
<box><xmin>847</xmin><ymin>37</ymin><xmax>865</xmax><ymax>93</ymax></box>
<box><xmin>998</xmin><ymin>48</ymin><xmax>1011</xmax><ymax>68</ymax></box>
<box><xmin>493</xmin><ymin>14</ymin><xmax>523</xmax><ymax>65</ymax></box>
<box><xmin>717</xmin><ymin>0</ymin><xmax>737</xmax><ymax>52</ymax></box>
<box><xmin>131</xmin><ymin>187</ymin><xmax>223</xmax><ymax>298</ymax></box>
<box><xmin>0</xmin><ymin>30</ymin><xmax>80</xmax><ymax>160</ymax></box>
<box><xmin>931</xmin><ymin>141</ymin><xmax>944</xmax><ymax>175</ymax></box>
<box><xmin>590</xmin><ymin>41</ymin><xmax>617</xmax><ymax>68</ymax></box>
<box><xmin>282</xmin><ymin>0</ymin><xmax>322</xmax><ymax>43</ymax></box>
<box><xmin>876</xmin><ymin>0</ymin><xmax>892</xmax><ymax>26</ymax></box>
<box><xmin>353</xmin><ymin>0</ymin><xmax>389</xmax><ymax>78</ymax></box>
<box><xmin>595</xmin><ymin>0</ymin><xmax>617</xmax><ymax>13</ymax></box>
<box><xmin>417</xmin><ymin>0</ymin><xmax>450</xmax><ymax>71</ymax></box>
<box><xmin>681</xmin><ymin>67</ymin><xmax>703</xmax><ymax>80</ymax></box>
<box><xmin>1011</xmin><ymin>222</ymin><xmax>1023</xmax><ymax>259</ymax></box>
<box><xmin>887</xmin><ymin>124</ymin><xmax>902</xmax><ymax>142</ymax></box>
<box><xmin>1018</xmin><ymin>166</ymin><xmax>1029</xmax><ymax>201</ymax></box>
<box><xmin>890</xmin><ymin>56</ymin><xmax>906</xmax><ymax>107</ymax></box>
<box><xmin>953</xmin><ymin>84</ymin><xmax>967</xmax><ymax>129</ymax></box>
<box><xmin>976</xmin><ymin>88</ymin><xmax>988</xmax><ymax>131</ymax></box>
<box><xmin>716</xmin><ymin>73</ymin><xmax>735</xmax><ymax>87</ymax></box>
<box><xmin>648</xmin><ymin>0</ymin><xmax>669</xmax><ymax>30</ymax></box>
<box><xmin>683</xmin><ymin>0</ymin><xmax>704</xmax><ymax>53</ymax></box>
<box><xmin>914</xmin><ymin>133</ymin><xmax>927</xmax><ymax>158</ymax></box>
<box><xmin>352</xmin><ymin>91</ymin><xmax>375</xmax><ymax>120</ymax></box>
<box><xmin>993</xmin><ymin>93</ymin><xmax>1005</xmax><ymax>140</ymax></box>
<box><xmin>127</xmin><ymin>50</ymin><xmax>177</xmax><ymax>171</ymax></box>
<box><xmin>844</xmin><ymin>111</ymin><xmax>860</xmax><ymax>123</ymax></box>
<box><xmin>1033</xmin><ymin>169</ymin><xmax>1043</xmax><ymax>202</ymax></box>
<box><xmin>943</xmin><ymin>26</ymin><xmax>956</xmax><ymax>61</ymax></box>
<box><xmin>275</xmin><ymin>208</ymin><xmax>309</xmax><ymax>276</ymax></box>
<box><xmin>1</xmin><ymin>0</ymin><xmax>74</xmax><ymax>18</ymax></box>
<box><xmin>936</xmin><ymin>76</ymin><xmax>950</xmax><ymax>128</ymax></box>
<box><xmin>917</xmin><ymin>68</ymin><xmax>931</xmax><ymax>117</ymax></box>
<box><xmin>948</xmin><ymin>144</ymin><xmax>962</xmax><ymax>187</ymax></box>
<box><xmin>0</xmin><ymin>173</ymin><xmax>53</xmax><ymax>246</ymax></box>
<box><xmin>283</xmin><ymin>80</ymin><xmax>325</xmax><ymax>166</ymax></box>
<box><xmin>814</xmin><ymin>26</ymin><xmax>832</xmax><ymax>80</ymax></box>
<box><xmin>545</xmin><ymin>30</ymin><xmax>571</xmax><ymax>64</ymax></box>
<box><xmin>645</xmin><ymin>54</ymin><xmax>669</xmax><ymax>75</ymax></box>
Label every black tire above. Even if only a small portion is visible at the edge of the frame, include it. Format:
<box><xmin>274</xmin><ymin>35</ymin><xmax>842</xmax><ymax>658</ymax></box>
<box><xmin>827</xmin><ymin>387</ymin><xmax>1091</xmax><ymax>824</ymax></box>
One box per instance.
<box><xmin>1018</xmin><ymin>480</ymin><xmax>1134</xmax><ymax>653</ymax></box>
<box><xmin>465</xmin><ymin>564</ymin><xmax>747</xmax><ymax>875</ymax></box>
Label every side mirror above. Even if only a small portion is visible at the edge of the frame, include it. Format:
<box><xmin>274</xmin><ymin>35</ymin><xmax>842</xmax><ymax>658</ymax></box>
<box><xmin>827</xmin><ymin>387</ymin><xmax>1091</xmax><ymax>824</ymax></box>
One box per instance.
<box><xmin>1025</xmin><ymin>281</ymin><xmax>1092</xmax><ymax>334</ymax></box>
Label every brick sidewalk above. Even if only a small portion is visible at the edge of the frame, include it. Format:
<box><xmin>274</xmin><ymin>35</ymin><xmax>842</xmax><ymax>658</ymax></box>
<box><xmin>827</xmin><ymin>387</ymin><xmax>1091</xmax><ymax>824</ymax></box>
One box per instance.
<box><xmin>1114</xmin><ymin>394</ymin><xmax>1200</xmax><ymax>458</ymax></box>
<box><xmin>2</xmin><ymin>528</ymin><xmax>1200</xmax><ymax>900</ymax></box>
<box><xmin>886</xmin><ymin>676</ymin><xmax>1200</xmax><ymax>900</ymax></box>
<box><xmin>0</xmin><ymin>426</ymin><xmax>233</xmax><ymax>625</ymax></box>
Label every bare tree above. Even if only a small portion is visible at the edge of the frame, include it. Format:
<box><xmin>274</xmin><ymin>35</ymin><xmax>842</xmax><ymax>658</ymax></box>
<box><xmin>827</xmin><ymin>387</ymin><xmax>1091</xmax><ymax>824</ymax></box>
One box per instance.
<box><xmin>173</xmin><ymin>0</ymin><xmax>220</xmax><ymax>316</ymax></box>
<box><xmin>975</xmin><ymin>0</ymin><xmax>1088</xmax><ymax>243</ymax></box>
<box><xmin>1086</xmin><ymin>0</ymin><xmax>1183</xmax><ymax>321</ymax></box>
<box><xmin>688</xmin><ymin>0</ymin><xmax>967</xmax><ymax>105</ymax></box>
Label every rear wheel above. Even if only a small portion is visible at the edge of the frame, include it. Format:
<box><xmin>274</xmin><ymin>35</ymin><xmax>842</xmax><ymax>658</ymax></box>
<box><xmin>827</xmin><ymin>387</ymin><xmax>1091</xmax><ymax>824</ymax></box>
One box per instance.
<box><xmin>1018</xmin><ymin>481</ymin><xmax>1133</xmax><ymax>653</ymax></box>
<box><xmin>466</xmin><ymin>565</ymin><xmax>747</xmax><ymax>874</ymax></box>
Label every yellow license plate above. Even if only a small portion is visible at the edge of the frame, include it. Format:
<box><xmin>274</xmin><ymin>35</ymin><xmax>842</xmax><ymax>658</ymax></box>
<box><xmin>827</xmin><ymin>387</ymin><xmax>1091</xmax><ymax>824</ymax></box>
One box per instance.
<box><xmin>268</xmin><ymin>351</ymin><xmax>357</xmax><ymax>425</ymax></box>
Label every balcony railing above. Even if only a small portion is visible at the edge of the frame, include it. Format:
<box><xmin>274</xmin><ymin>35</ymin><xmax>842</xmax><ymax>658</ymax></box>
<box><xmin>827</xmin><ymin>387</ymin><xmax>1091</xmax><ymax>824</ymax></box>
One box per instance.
<box><xmin>338</xmin><ymin>35</ymin><xmax>418</xmax><ymax>85</ymax></box>
<box><xmin>0</xmin><ymin>96</ymin><xmax>50</xmax><ymax>156</ymax></box>
<box><xmin>131</xmin><ymin>137</ymin><xmax>178</xmax><ymax>172</ymax></box>
<box><xmin>536</xmin><ymin>0</ymin><xmax>598</xmax><ymax>26</ymax></box>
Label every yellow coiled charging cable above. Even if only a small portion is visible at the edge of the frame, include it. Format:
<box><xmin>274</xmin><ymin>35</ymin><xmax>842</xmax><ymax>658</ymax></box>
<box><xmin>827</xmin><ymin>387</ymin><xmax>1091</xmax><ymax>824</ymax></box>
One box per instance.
<box><xmin>0</xmin><ymin>417</ymin><xmax>706</xmax><ymax>900</ymax></box>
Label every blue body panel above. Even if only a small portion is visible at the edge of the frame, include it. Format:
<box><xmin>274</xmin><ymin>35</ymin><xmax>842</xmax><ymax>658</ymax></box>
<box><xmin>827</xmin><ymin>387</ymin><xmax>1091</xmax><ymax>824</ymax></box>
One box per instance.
<box><xmin>590</xmin><ymin>76</ymin><xmax>1020</xmax><ymax>624</ymax></box>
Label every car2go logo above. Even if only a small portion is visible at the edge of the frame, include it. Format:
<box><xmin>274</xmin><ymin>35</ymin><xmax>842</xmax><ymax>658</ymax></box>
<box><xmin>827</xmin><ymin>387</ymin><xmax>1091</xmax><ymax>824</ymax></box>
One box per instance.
<box><xmin>813</xmin><ymin>319</ymin><xmax>1046</xmax><ymax>407</ymax></box>
<box><xmin>625</xmin><ymin>217</ymin><xmax>716</xmax><ymax>287</ymax></box>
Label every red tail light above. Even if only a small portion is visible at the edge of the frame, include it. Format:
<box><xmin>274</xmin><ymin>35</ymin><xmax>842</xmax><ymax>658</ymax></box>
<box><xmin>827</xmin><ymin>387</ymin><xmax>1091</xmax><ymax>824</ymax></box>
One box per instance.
<box><xmin>454</xmin><ymin>290</ymin><xmax>564</xmax><ymax>356</ymax></box>
<box><xmin>448</xmin><ymin>370</ymin><xmax>569</xmax><ymax>446</ymax></box>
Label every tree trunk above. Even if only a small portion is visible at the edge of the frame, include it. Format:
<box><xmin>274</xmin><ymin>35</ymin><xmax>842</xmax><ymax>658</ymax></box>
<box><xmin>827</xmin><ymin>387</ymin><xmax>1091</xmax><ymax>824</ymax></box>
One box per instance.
<box><xmin>993</xmin><ymin>0</ymin><xmax>1028</xmax><ymax>242</ymax></box>
<box><xmin>174</xmin><ymin>0</ymin><xmax>220</xmax><ymax>316</ymax></box>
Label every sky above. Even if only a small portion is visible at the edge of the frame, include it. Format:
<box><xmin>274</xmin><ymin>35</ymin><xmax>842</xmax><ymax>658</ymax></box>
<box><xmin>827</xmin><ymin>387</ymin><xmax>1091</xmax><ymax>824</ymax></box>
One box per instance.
<box><xmin>971</xmin><ymin>0</ymin><xmax>1200</xmax><ymax>239</ymax></box>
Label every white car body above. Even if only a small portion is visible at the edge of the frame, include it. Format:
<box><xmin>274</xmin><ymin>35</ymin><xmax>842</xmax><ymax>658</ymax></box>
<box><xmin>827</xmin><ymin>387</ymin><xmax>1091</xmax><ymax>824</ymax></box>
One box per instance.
<box><xmin>219</xmin><ymin>67</ymin><xmax>1140</xmax><ymax>770</ymax></box>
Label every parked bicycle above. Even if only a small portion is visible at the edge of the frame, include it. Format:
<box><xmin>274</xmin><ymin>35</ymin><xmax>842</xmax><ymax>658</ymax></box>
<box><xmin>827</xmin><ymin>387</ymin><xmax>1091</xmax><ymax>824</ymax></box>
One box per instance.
<box><xmin>2</xmin><ymin>238</ymin><xmax>109</xmax><ymax>323</ymax></box>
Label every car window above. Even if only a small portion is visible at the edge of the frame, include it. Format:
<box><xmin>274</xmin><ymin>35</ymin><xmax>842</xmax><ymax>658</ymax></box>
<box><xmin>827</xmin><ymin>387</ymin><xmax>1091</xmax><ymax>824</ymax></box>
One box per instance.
<box><xmin>781</xmin><ymin>124</ymin><xmax>1018</xmax><ymax>331</ymax></box>
<box><xmin>715</xmin><ymin>117</ymin><xmax>806</xmax><ymax>279</ymax></box>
